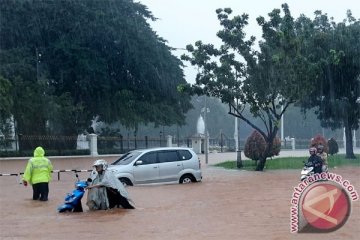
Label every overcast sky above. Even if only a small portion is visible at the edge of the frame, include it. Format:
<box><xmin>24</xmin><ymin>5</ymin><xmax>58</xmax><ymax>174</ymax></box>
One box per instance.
<box><xmin>138</xmin><ymin>0</ymin><xmax>360</xmax><ymax>83</ymax></box>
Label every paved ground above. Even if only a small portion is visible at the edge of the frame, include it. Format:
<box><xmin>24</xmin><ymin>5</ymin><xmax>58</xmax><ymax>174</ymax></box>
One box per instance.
<box><xmin>0</xmin><ymin>150</ymin><xmax>359</xmax><ymax>240</ymax></box>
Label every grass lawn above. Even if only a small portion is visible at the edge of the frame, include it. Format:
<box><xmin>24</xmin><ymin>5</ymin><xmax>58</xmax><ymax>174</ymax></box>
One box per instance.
<box><xmin>214</xmin><ymin>154</ymin><xmax>360</xmax><ymax>170</ymax></box>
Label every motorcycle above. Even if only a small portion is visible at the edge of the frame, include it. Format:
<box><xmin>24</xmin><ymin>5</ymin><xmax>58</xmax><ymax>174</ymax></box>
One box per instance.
<box><xmin>300</xmin><ymin>161</ymin><xmax>314</xmax><ymax>181</ymax></box>
<box><xmin>57</xmin><ymin>173</ymin><xmax>91</xmax><ymax>213</ymax></box>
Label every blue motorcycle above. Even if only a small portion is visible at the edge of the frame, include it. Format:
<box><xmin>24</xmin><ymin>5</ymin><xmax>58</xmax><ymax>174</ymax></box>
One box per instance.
<box><xmin>57</xmin><ymin>173</ymin><xmax>91</xmax><ymax>213</ymax></box>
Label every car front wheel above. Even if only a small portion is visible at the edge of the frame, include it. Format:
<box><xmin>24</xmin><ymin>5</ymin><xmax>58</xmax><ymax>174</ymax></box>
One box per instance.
<box><xmin>119</xmin><ymin>178</ymin><xmax>133</xmax><ymax>187</ymax></box>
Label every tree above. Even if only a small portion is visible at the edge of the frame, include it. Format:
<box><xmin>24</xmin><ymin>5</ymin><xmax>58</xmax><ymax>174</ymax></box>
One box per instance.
<box><xmin>181</xmin><ymin>4</ymin><xmax>315</xmax><ymax>171</ymax></box>
<box><xmin>297</xmin><ymin>11</ymin><xmax>360</xmax><ymax>159</ymax></box>
<box><xmin>0</xmin><ymin>0</ymin><xmax>191</xmax><ymax>145</ymax></box>
<box><xmin>0</xmin><ymin>75</ymin><xmax>13</xmax><ymax>122</ymax></box>
<box><xmin>0</xmin><ymin>75</ymin><xmax>14</xmax><ymax>141</ymax></box>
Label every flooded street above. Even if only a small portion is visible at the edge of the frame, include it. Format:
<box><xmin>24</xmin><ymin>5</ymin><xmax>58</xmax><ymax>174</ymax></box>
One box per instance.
<box><xmin>0</xmin><ymin>158</ymin><xmax>359</xmax><ymax>240</ymax></box>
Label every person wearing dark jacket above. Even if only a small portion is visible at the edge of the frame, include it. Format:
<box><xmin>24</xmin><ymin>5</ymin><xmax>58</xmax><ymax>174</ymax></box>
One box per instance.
<box><xmin>307</xmin><ymin>147</ymin><xmax>323</xmax><ymax>174</ymax></box>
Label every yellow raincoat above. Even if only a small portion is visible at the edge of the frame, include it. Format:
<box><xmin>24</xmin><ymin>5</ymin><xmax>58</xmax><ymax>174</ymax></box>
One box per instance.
<box><xmin>23</xmin><ymin>147</ymin><xmax>53</xmax><ymax>185</ymax></box>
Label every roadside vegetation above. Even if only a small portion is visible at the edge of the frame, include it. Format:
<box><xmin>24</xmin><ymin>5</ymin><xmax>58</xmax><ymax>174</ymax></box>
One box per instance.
<box><xmin>215</xmin><ymin>154</ymin><xmax>360</xmax><ymax>171</ymax></box>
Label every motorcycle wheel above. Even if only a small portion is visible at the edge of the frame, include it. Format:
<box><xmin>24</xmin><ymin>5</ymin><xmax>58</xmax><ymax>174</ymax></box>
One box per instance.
<box><xmin>73</xmin><ymin>202</ymin><xmax>83</xmax><ymax>212</ymax></box>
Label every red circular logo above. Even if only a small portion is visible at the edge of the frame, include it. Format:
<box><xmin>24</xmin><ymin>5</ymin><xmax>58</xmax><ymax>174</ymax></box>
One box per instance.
<box><xmin>301</xmin><ymin>182</ymin><xmax>350</xmax><ymax>232</ymax></box>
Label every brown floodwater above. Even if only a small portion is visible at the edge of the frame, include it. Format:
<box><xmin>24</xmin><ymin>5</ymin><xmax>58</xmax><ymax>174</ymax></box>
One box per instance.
<box><xmin>0</xmin><ymin>157</ymin><xmax>359</xmax><ymax>240</ymax></box>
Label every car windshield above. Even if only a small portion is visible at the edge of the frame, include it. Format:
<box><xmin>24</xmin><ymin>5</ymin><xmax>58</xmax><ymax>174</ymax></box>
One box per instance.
<box><xmin>111</xmin><ymin>151</ymin><xmax>142</xmax><ymax>165</ymax></box>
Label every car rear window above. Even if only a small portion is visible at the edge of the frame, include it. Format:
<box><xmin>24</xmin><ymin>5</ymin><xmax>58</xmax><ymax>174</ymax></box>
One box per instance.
<box><xmin>178</xmin><ymin>150</ymin><xmax>192</xmax><ymax>160</ymax></box>
<box><xmin>158</xmin><ymin>151</ymin><xmax>179</xmax><ymax>163</ymax></box>
<box><xmin>111</xmin><ymin>151</ymin><xmax>141</xmax><ymax>165</ymax></box>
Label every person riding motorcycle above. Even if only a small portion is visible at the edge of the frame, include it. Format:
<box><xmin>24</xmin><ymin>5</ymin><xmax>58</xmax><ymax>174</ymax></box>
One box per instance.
<box><xmin>317</xmin><ymin>144</ymin><xmax>328</xmax><ymax>172</ymax></box>
<box><xmin>306</xmin><ymin>147</ymin><xmax>323</xmax><ymax>174</ymax></box>
<box><xmin>86</xmin><ymin>159</ymin><xmax>135</xmax><ymax>210</ymax></box>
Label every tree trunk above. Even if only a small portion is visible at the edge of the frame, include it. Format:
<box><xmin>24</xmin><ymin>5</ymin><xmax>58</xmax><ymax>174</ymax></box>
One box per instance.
<box><xmin>255</xmin><ymin>157</ymin><xmax>266</xmax><ymax>171</ymax></box>
<box><xmin>236</xmin><ymin>150</ymin><xmax>243</xmax><ymax>168</ymax></box>
<box><xmin>255</xmin><ymin>140</ymin><xmax>272</xmax><ymax>171</ymax></box>
<box><xmin>255</xmin><ymin>129</ymin><xmax>277</xmax><ymax>171</ymax></box>
<box><xmin>344</xmin><ymin>123</ymin><xmax>356</xmax><ymax>159</ymax></box>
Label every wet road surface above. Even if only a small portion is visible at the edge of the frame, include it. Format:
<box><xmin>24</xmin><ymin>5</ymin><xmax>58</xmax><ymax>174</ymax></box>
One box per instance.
<box><xmin>0</xmin><ymin>158</ymin><xmax>359</xmax><ymax>240</ymax></box>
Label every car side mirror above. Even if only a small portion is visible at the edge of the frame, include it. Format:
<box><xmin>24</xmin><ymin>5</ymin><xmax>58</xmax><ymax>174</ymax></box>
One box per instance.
<box><xmin>135</xmin><ymin>160</ymin><xmax>143</xmax><ymax>166</ymax></box>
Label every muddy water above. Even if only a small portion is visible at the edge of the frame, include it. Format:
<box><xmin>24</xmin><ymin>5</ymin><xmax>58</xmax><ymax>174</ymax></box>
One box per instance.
<box><xmin>0</xmin><ymin>159</ymin><xmax>359</xmax><ymax>240</ymax></box>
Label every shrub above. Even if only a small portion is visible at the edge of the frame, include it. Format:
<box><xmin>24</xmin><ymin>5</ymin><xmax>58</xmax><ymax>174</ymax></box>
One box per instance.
<box><xmin>310</xmin><ymin>134</ymin><xmax>328</xmax><ymax>152</ymax></box>
<box><xmin>244</xmin><ymin>130</ymin><xmax>281</xmax><ymax>160</ymax></box>
<box><xmin>327</xmin><ymin>138</ymin><xmax>339</xmax><ymax>155</ymax></box>
<box><xmin>0</xmin><ymin>149</ymin><xmax>90</xmax><ymax>158</ymax></box>
<box><xmin>244</xmin><ymin>130</ymin><xmax>266</xmax><ymax>161</ymax></box>
<box><xmin>271</xmin><ymin>136</ymin><xmax>281</xmax><ymax>157</ymax></box>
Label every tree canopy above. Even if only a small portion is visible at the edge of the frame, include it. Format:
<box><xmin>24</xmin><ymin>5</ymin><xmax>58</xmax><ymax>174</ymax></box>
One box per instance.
<box><xmin>296</xmin><ymin>11</ymin><xmax>360</xmax><ymax>158</ymax></box>
<box><xmin>0</xmin><ymin>0</ymin><xmax>192</xmax><ymax>139</ymax></box>
<box><xmin>181</xmin><ymin>4</ymin><xmax>317</xmax><ymax>170</ymax></box>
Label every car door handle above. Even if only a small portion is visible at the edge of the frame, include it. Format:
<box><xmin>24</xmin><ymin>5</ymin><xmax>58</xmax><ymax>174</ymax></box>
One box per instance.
<box><xmin>153</xmin><ymin>166</ymin><xmax>158</xmax><ymax>168</ymax></box>
<box><xmin>177</xmin><ymin>164</ymin><xmax>181</xmax><ymax>166</ymax></box>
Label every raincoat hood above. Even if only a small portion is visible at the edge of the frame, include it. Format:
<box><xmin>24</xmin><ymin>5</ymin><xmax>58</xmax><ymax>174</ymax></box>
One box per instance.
<box><xmin>34</xmin><ymin>147</ymin><xmax>45</xmax><ymax>157</ymax></box>
<box><xmin>23</xmin><ymin>146</ymin><xmax>53</xmax><ymax>185</ymax></box>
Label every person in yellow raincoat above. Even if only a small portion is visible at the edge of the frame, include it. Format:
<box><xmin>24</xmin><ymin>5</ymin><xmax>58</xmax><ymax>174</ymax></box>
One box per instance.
<box><xmin>22</xmin><ymin>146</ymin><xmax>53</xmax><ymax>201</ymax></box>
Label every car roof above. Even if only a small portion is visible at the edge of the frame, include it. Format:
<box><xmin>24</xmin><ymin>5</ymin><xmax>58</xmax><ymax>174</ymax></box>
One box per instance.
<box><xmin>131</xmin><ymin>147</ymin><xmax>193</xmax><ymax>153</ymax></box>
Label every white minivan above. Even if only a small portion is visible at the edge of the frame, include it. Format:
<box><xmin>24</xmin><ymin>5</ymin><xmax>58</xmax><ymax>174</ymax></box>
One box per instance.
<box><xmin>108</xmin><ymin>147</ymin><xmax>202</xmax><ymax>186</ymax></box>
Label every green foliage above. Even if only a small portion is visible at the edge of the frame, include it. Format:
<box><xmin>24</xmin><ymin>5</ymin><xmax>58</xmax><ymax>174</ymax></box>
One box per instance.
<box><xmin>0</xmin><ymin>75</ymin><xmax>13</xmax><ymax>122</ymax></box>
<box><xmin>0</xmin><ymin>0</ymin><xmax>192</xmax><ymax>140</ymax></box>
<box><xmin>328</xmin><ymin>154</ymin><xmax>360</xmax><ymax>167</ymax></box>
<box><xmin>215</xmin><ymin>154</ymin><xmax>360</xmax><ymax>170</ymax></box>
<box><xmin>0</xmin><ymin>149</ymin><xmax>90</xmax><ymax>158</ymax></box>
<box><xmin>296</xmin><ymin>10</ymin><xmax>360</xmax><ymax>157</ymax></box>
<box><xmin>182</xmin><ymin>4</ymin><xmax>316</xmax><ymax>170</ymax></box>
<box><xmin>327</xmin><ymin>137</ymin><xmax>339</xmax><ymax>155</ymax></box>
<box><xmin>215</xmin><ymin>160</ymin><xmax>257</xmax><ymax>171</ymax></box>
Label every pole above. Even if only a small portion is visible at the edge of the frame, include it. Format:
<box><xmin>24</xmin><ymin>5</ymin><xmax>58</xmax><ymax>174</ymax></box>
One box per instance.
<box><xmin>353</xmin><ymin>130</ymin><xmax>356</xmax><ymax>148</ymax></box>
<box><xmin>204</xmin><ymin>96</ymin><xmax>208</xmax><ymax>164</ymax></box>
<box><xmin>220</xmin><ymin>130</ymin><xmax>223</xmax><ymax>153</ymax></box>
<box><xmin>234</xmin><ymin>114</ymin><xmax>238</xmax><ymax>151</ymax></box>
<box><xmin>234</xmin><ymin>99</ymin><xmax>242</xmax><ymax>168</ymax></box>
<box><xmin>177</xmin><ymin>125</ymin><xmax>179</xmax><ymax>147</ymax></box>
<box><xmin>281</xmin><ymin>104</ymin><xmax>284</xmax><ymax>145</ymax></box>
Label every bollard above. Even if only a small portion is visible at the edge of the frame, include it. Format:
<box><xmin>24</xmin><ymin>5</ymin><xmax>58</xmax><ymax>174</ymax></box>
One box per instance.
<box><xmin>167</xmin><ymin>135</ymin><xmax>173</xmax><ymax>147</ymax></box>
<box><xmin>291</xmin><ymin>138</ymin><xmax>295</xmax><ymax>150</ymax></box>
<box><xmin>89</xmin><ymin>133</ymin><xmax>98</xmax><ymax>156</ymax></box>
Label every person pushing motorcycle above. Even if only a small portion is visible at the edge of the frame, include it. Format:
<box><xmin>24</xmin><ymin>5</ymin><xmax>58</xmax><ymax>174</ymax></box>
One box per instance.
<box><xmin>86</xmin><ymin>159</ymin><xmax>135</xmax><ymax>210</ymax></box>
